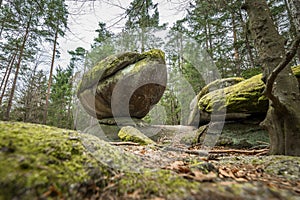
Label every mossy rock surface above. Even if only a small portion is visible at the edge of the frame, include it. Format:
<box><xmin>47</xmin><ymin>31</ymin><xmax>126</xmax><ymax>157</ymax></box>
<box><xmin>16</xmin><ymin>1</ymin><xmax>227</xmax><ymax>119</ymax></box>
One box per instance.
<box><xmin>198</xmin><ymin>65</ymin><xmax>300</xmax><ymax>116</ymax></box>
<box><xmin>0</xmin><ymin>121</ymin><xmax>298</xmax><ymax>199</ymax></box>
<box><xmin>118</xmin><ymin>126</ymin><xmax>155</xmax><ymax>145</ymax></box>
<box><xmin>199</xmin><ymin>74</ymin><xmax>268</xmax><ymax>114</ymax></box>
<box><xmin>77</xmin><ymin>49</ymin><xmax>167</xmax><ymax>120</ymax></box>
<box><xmin>188</xmin><ymin>77</ymin><xmax>244</xmax><ymax>125</ymax></box>
<box><xmin>216</xmin><ymin>123</ymin><xmax>269</xmax><ymax>148</ymax></box>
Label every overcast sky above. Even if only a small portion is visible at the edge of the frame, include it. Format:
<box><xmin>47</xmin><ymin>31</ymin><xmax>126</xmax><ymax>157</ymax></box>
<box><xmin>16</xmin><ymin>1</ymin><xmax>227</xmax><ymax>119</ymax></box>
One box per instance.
<box><xmin>57</xmin><ymin>0</ymin><xmax>187</xmax><ymax>67</ymax></box>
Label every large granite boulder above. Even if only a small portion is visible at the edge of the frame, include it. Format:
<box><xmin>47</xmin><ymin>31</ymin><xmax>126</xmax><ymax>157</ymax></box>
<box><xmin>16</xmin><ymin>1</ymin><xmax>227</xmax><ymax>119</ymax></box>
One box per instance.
<box><xmin>77</xmin><ymin>49</ymin><xmax>167</xmax><ymax>120</ymax></box>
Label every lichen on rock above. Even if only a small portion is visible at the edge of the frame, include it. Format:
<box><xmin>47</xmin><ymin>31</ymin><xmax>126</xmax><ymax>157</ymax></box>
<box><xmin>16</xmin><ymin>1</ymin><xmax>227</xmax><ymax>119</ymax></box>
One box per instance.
<box><xmin>0</xmin><ymin>121</ymin><xmax>111</xmax><ymax>199</ymax></box>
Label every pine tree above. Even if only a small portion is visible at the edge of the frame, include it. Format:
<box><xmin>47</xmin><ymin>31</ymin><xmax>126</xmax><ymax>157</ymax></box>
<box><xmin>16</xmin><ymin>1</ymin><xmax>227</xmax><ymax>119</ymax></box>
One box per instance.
<box><xmin>43</xmin><ymin>0</ymin><xmax>69</xmax><ymax>124</ymax></box>
<box><xmin>123</xmin><ymin>0</ymin><xmax>166</xmax><ymax>52</ymax></box>
<box><xmin>87</xmin><ymin>22</ymin><xmax>115</xmax><ymax>68</ymax></box>
<box><xmin>48</xmin><ymin>65</ymin><xmax>74</xmax><ymax>128</ymax></box>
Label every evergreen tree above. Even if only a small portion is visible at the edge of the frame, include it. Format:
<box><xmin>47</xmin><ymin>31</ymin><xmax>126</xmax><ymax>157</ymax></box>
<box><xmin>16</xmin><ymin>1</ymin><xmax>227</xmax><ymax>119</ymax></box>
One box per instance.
<box><xmin>123</xmin><ymin>0</ymin><xmax>166</xmax><ymax>52</ymax></box>
<box><xmin>48</xmin><ymin>65</ymin><xmax>74</xmax><ymax>128</ymax></box>
<box><xmin>12</xmin><ymin>68</ymin><xmax>47</xmax><ymax>123</ymax></box>
<box><xmin>43</xmin><ymin>0</ymin><xmax>69</xmax><ymax>124</ymax></box>
<box><xmin>87</xmin><ymin>22</ymin><xmax>115</xmax><ymax>68</ymax></box>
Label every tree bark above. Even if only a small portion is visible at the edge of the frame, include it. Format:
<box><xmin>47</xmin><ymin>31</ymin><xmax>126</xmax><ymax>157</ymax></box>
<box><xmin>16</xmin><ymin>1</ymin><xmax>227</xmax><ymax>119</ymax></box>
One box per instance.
<box><xmin>5</xmin><ymin>15</ymin><xmax>31</xmax><ymax>120</ymax></box>
<box><xmin>0</xmin><ymin>52</ymin><xmax>17</xmax><ymax>106</ymax></box>
<box><xmin>43</xmin><ymin>27</ymin><xmax>59</xmax><ymax>124</ymax></box>
<box><xmin>287</xmin><ymin>0</ymin><xmax>300</xmax><ymax>62</ymax></box>
<box><xmin>232</xmin><ymin>11</ymin><xmax>241</xmax><ymax>76</ymax></box>
<box><xmin>244</xmin><ymin>0</ymin><xmax>300</xmax><ymax>156</ymax></box>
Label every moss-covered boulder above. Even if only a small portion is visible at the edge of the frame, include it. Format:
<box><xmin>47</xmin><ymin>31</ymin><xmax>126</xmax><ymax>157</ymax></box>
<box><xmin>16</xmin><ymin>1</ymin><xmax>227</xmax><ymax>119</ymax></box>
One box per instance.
<box><xmin>198</xmin><ymin>66</ymin><xmax>300</xmax><ymax>120</ymax></box>
<box><xmin>188</xmin><ymin>77</ymin><xmax>245</xmax><ymax>125</ymax></box>
<box><xmin>199</xmin><ymin>74</ymin><xmax>267</xmax><ymax>114</ymax></box>
<box><xmin>118</xmin><ymin>126</ymin><xmax>155</xmax><ymax>145</ymax></box>
<box><xmin>77</xmin><ymin>49</ymin><xmax>167</xmax><ymax>120</ymax></box>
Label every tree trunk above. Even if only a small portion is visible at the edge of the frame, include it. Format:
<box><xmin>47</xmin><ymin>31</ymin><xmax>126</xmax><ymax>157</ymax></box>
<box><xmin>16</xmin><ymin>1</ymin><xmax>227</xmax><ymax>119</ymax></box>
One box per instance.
<box><xmin>5</xmin><ymin>15</ymin><xmax>31</xmax><ymax>120</ymax></box>
<box><xmin>0</xmin><ymin>52</ymin><xmax>17</xmax><ymax>105</ymax></box>
<box><xmin>238</xmin><ymin>8</ymin><xmax>256</xmax><ymax>69</ymax></box>
<box><xmin>244</xmin><ymin>0</ymin><xmax>300</xmax><ymax>156</ymax></box>
<box><xmin>232</xmin><ymin>11</ymin><xmax>241</xmax><ymax>76</ymax></box>
<box><xmin>287</xmin><ymin>0</ymin><xmax>300</xmax><ymax>63</ymax></box>
<box><xmin>43</xmin><ymin>27</ymin><xmax>59</xmax><ymax>124</ymax></box>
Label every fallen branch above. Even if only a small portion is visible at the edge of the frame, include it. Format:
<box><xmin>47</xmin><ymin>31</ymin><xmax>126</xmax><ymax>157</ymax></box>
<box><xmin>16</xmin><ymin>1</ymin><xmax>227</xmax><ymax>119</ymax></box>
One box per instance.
<box><xmin>208</xmin><ymin>148</ymin><xmax>269</xmax><ymax>155</ymax></box>
<box><xmin>109</xmin><ymin>142</ymin><xmax>140</xmax><ymax>146</ymax></box>
<box><xmin>162</xmin><ymin>147</ymin><xmax>269</xmax><ymax>156</ymax></box>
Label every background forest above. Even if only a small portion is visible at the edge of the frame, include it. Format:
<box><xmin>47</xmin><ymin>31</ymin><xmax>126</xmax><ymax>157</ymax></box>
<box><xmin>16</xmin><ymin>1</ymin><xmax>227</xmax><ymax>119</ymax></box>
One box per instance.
<box><xmin>0</xmin><ymin>0</ymin><xmax>299</xmax><ymax>129</ymax></box>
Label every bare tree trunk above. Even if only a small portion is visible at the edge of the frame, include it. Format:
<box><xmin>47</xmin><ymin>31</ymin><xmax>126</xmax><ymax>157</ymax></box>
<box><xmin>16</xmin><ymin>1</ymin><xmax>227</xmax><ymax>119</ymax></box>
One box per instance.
<box><xmin>243</xmin><ymin>0</ymin><xmax>300</xmax><ymax>156</ymax></box>
<box><xmin>141</xmin><ymin>27</ymin><xmax>145</xmax><ymax>53</ymax></box>
<box><xmin>0</xmin><ymin>53</ymin><xmax>17</xmax><ymax>105</ymax></box>
<box><xmin>43</xmin><ymin>28</ymin><xmax>59</xmax><ymax>124</ymax></box>
<box><xmin>5</xmin><ymin>15</ymin><xmax>31</xmax><ymax>120</ymax></box>
<box><xmin>232</xmin><ymin>11</ymin><xmax>240</xmax><ymax>76</ymax></box>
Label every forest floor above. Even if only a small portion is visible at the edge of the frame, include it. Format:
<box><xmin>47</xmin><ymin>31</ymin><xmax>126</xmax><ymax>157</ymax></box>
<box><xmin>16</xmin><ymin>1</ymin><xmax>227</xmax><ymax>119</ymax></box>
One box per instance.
<box><xmin>1</xmin><ymin>121</ymin><xmax>299</xmax><ymax>199</ymax></box>
<box><xmin>100</xmin><ymin>142</ymin><xmax>300</xmax><ymax>199</ymax></box>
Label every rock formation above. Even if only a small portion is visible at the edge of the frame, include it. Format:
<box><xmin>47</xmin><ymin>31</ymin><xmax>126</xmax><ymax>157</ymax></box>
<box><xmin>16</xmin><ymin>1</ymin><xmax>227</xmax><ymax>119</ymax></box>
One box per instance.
<box><xmin>189</xmin><ymin>65</ymin><xmax>300</xmax><ymax>125</ymax></box>
<box><xmin>77</xmin><ymin>49</ymin><xmax>167</xmax><ymax>121</ymax></box>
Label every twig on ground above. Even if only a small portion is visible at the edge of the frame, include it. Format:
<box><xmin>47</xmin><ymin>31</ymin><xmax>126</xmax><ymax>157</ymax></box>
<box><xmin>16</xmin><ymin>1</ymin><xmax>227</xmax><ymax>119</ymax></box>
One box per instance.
<box><xmin>162</xmin><ymin>146</ymin><xmax>269</xmax><ymax>156</ymax></box>
<box><xmin>109</xmin><ymin>142</ymin><xmax>140</xmax><ymax>146</ymax></box>
<box><xmin>208</xmin><ymin>148</ymin><xmax>269</xmax><ymax>155</ymax></box>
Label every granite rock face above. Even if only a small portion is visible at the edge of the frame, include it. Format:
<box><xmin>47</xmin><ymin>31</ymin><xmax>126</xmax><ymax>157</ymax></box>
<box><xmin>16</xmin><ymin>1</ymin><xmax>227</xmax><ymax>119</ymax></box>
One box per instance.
<box><xmin>77</xmin><ymin>49</ymin><xmax>167</xmax><ymax>120</ymax></box>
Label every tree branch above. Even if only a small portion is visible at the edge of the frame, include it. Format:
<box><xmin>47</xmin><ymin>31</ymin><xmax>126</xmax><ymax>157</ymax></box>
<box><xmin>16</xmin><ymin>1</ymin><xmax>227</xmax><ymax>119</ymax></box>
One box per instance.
<box><xmin>263</xmin><ymin>34</ymin><xmax>300</xmax><ymax>99</ymax></box>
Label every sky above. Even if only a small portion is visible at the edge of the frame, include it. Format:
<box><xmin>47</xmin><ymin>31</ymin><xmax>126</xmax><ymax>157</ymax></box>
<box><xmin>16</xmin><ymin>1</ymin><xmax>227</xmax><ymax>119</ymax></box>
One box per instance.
<box><xmin>57</xmin><ymin>0</ymin><xmax>187</xmax><ymax>67</ymax></box>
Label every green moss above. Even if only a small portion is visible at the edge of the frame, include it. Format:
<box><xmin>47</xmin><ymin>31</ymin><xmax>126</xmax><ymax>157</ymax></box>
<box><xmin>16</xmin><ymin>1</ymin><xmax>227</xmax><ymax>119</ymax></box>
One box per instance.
<box><xmin>292</xmin><ymin>65</ymin><xmax>300</xmax><ymax>77</ymax></box>
<box><xmin>198</xmin><ymin>77</ymin><xmax>245</xmax><ymax>99</ymax></box>
<box><xmin>118</xmin><ymin>169</ymin><xmax>199</xmax><ymax>199</ymax></box>
<box><xmin>77</xmin><ymin>52</ymin><xmax>142</xmax><ymax>93</ymax></box>
<box><xmin>0</xmin><ymin>121</ymin><xmax>110</xmax><ymax>199</ymax></box>
<box><xmin>199</xmin><ymin>74</ymin><xmax>268</xmax><ymax>113</ymax></box>
<box><xmin>78</xmin><ymin>49</ymin><xmax>165</xmax><ymax>95</ymax></box>
<box><xmin>199</xmin><ymin>65</ymin><xmax>300</xmax><ymax>114</ymax></box>
<box><xmin>1</xmin><ymin>121</ymin><xmax>297</xmax><ymax>199</ymax></box>
<box><xmin>118</xmin><ymin>126</ymin><xmax>155</xmax><ymax>145</ymax></box>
